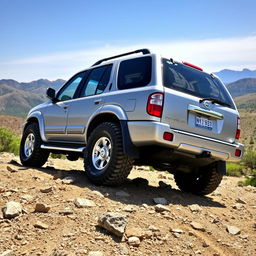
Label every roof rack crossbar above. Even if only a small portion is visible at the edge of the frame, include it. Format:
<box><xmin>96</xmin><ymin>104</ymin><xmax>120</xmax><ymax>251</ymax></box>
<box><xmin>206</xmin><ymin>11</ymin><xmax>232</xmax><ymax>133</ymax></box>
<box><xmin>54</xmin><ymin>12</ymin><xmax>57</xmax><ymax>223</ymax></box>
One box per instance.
<box><xmin>92</xmin><ymin>48</ymin><xmax>151</xmax><ymax>66</ymax></box>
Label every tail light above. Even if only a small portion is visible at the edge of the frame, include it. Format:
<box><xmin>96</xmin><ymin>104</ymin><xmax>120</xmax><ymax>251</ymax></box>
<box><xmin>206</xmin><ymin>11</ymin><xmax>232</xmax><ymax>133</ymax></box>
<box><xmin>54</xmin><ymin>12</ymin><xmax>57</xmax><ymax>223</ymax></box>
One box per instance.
<box><xmin>147</xmin><ymin>92</ymin><xmax>164</xmax><ymax>117</ymax></box>
<box><xmin>235</xmin><ymin>117</ymin><xmax>241</xmax><ymax>139</ymax></box>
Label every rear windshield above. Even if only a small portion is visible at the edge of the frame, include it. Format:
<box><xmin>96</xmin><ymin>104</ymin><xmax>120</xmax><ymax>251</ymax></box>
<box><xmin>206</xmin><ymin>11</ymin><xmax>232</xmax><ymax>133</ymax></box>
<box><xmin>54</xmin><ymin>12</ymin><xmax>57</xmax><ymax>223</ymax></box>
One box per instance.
<box><xmin>162</xmin><ymin>58</ymin><xmax>235</xmax><ymax>109</ymax></box>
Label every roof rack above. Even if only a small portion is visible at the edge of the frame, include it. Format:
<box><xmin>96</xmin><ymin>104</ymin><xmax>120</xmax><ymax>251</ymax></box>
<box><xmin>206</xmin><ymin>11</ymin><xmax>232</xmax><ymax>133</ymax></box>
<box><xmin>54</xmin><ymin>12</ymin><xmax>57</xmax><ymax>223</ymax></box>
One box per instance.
<box><xmin>92</xmin><ymin>48</ymin><xmax>151</xmax><ymax>66</ymax></box>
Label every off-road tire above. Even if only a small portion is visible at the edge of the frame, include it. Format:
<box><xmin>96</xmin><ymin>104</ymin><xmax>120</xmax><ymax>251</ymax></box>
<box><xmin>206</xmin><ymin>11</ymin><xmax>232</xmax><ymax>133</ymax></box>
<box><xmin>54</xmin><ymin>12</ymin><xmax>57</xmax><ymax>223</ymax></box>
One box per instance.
<box><xmin>174</xmin><ymin>164</ymin><xmax>223</xmax><ymax>195</ymax></box>
<box><xmin>20</xmin><ymin>122</ymin><xmax>49</xmax><ymax>167</ymax></box>
<box><xmin>84</xmin><ymin>122</ymin><xmax>133</xmax><ymax>185</ymax></box>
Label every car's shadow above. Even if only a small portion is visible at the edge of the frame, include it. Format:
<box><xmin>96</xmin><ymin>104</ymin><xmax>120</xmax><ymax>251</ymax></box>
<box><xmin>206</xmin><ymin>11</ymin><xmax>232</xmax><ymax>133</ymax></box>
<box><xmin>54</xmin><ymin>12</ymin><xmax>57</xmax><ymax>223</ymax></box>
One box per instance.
<box><xmin>11</xmin><ymin>160</ymin><xmax>226</xmax><ymax>209</ymax></box>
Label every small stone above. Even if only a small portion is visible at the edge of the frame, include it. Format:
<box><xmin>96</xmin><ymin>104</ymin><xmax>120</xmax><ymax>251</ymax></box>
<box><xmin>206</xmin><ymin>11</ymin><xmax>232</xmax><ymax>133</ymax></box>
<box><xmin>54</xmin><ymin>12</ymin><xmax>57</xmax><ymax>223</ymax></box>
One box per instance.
<box><xmin>123</xmin><ymin>205</ymin><xmax>135</xmax><ymax>212</ymax></box>
<box><xmin>153</xmin><ymin>197</ymin><xmax>168</xmax><ymax>205</ymax></box>
<box><xmin>74</xmin><ymin>198</ymin><xmax>96</xmax><ymax>208</ymax></box>
<box><xmin>88</xmin><ymin>251</ymin><xmax>103</xmax><ymax>256</ymax></box>
<box><xmin>155</xmin><ymin>204</ymin><xmax>170</xmax><ymax>212</ymax></box>
<box><xmin>226</xmin><ymin>225</ymin><xmax>241</xmax><ymax>235</ymax></box>
<box><xmin>115</xmin><ymin>191</ymin><xmax>130</xmax><ymax>197</ymax></box>
<box><xmin>171</xmin><ymin>228</ymin><xmax>183</xmax><ymax>234</ymax></box>
<box><xmin>34</xmin><ymin>221</ymin><xmax>49</xmax><ymax>229</ymax></box>
<box><xmin>235</xmin><ymin>198</ymin><xmax>246</xmax><ymax>204</ymax></box>
<box><xmin>15</xmin><ymin>233</ymin><xmax>23</xmax><ymax>240</ymax></box>
<box><xmin>127</xmin><ymin>236</ymin><xmax>140</xmax><ymax>247</ymax></box>
<box><xmin>6</xmin><ymin>166</ymin><xmax>17</xmax><ymax>173</ymax></box>
<box><xmin>34</xmin><ymin>203</ymin><xmax>51</xmax><ymax>213</ymax></box>
<box><xmin>125</xmin><ymin>227</ymin><xmax>144</xmax><ymax>238</ymax></box>
<box><xmin>91</xmin><ymin>190</ymin><xmax>104</xmax><ymax>198</ymax></box>
<box><xmin>202</xmin><ymin>241</ymin><xmax>209</xmax><ymax>247</ymax></box>
<box><xmin>189</xmin><ymin>204</ymin><xmax>202</xmax><ymax>212</ymax></box>
<box><xmin>59</xmin><ymin>208</ymin><xmax>73</xmax><ymax>215</ymax></box>
<box><xmin>62</xmin><ymin>176</ymin><xmax>76</xmax><ymax>184</ymax></box>
<box><xmin>2</xmin><ymin>201</ymin><xmax>22</xmax><ymax>219</ymax></box>
<box><xmin>0</xmin><ymin>250</ymin><xmax>15</xmax><ymax>256</ymax></box>
<box><xmin>98</xmin><ymin>212</ymin><xmax>128</xmax><ymax>237</ymax></box>
<box><xmin>190</xmin><ymin>222</ymin><xmax>205</xmax><ymax>232</ymax></box>
<box><xmin>20</xmin><ymin>194</ymin><xmax>33</xmax><ymax>203</ymax></box>
<box><xmin>149</xmin><ymin>225</ymin><xmax>160</xmax><ymax>232</ymax></box>
<box><xmin>40</xmin><ymin>187</ymin><xmax>53</xmax><ymax>193</ymax></box>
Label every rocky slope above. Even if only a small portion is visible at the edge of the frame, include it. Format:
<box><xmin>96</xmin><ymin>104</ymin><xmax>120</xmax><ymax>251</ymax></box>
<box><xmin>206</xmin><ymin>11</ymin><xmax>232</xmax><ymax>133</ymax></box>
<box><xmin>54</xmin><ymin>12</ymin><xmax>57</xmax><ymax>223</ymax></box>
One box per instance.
<box><xmin>0</xmin><ymin>153</ymin><xmax>255</xmax><ymax>256</ymax></box>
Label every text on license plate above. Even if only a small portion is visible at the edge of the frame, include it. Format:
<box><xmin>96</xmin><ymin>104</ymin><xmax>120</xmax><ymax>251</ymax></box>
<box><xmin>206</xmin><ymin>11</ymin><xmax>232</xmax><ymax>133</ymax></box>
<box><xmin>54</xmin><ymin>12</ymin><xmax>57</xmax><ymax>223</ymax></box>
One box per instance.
<box><xmin>195</xmin><ymin>116</ymin><xmax>213</xmax><ymax>130</ymax></box>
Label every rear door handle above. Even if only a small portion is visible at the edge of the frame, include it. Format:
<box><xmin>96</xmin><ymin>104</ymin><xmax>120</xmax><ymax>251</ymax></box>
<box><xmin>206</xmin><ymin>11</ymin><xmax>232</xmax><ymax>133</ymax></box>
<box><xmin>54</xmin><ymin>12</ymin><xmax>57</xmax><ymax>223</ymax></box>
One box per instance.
<box><xmin>94</xmin><ymin>99</ymin><xmax>102</xmax><ymax>105</ymax></box>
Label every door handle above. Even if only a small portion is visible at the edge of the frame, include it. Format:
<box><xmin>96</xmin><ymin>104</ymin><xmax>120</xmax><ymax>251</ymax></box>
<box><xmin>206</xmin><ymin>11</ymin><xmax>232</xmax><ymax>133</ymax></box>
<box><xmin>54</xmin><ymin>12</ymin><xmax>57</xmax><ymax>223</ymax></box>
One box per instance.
<box><xmin>94</xmin><ymin>99</ymin><xmax>102</xmax><ymax>105</ymax></box>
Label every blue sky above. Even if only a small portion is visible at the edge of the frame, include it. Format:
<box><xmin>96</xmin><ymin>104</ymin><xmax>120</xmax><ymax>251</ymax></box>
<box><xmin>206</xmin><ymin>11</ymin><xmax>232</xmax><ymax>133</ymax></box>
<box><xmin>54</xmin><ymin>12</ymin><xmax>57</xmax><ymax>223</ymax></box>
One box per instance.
<box><xmin>1</xmin><ymin>0</ymin><xmax>256</xmax><ymax>81</ymax></box>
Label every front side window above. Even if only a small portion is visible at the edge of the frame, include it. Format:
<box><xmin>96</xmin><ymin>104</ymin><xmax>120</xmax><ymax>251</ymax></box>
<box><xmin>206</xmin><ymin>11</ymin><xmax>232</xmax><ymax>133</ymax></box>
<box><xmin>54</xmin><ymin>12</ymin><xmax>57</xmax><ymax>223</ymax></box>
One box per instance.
<box><xmin>57</xmin><ymin>72</ymin><xmax>85</xmax><ymax>101</ymax></box>
<box><xmin>81</xmin><ymin>65</ymin><xmax>112</xmax><ymax>97</ymax></box>
<box><xmin>162</xmin><ymin>58</ymin><xmax>235</xmax><ymax>109</ymax></box>
<box><xmin>118</xmin><ymin>56</ymin><xmax>152</xmax><ymax>90</ymax></box>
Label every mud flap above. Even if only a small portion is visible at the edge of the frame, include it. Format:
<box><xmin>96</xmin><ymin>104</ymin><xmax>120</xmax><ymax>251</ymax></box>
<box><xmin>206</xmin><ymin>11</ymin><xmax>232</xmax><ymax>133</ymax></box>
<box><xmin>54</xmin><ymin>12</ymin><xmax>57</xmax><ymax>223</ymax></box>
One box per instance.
<box><xmin>215</xmin><ymin>160</ymin><xmax>226</xmax><ymax>175</ymax></box>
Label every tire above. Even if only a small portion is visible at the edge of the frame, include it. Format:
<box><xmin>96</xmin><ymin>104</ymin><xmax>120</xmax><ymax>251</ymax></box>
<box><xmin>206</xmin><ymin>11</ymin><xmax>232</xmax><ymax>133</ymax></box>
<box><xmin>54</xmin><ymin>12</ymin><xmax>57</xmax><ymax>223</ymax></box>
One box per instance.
<box><xmin>174</xmin><ymin>164</ymin><xmax>223</xmax><ymax>195</ymax></box>
<box><xmin>20</xmin><ymin>122</ymin><xmax>49</xmax><ymax>167</ymax></box>
<box><xmin>84</xmin><ymin>122</ymin><xmax>133</xmax><ymax>186</ymax></box>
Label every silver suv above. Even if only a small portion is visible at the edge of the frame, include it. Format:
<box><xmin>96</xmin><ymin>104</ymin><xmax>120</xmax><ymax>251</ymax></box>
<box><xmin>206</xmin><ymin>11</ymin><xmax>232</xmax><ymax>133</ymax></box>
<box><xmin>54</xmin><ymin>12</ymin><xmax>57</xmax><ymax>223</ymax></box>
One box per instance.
<box><xmin>19</xmin><ymin>49</ymin><xmax>244</xmax><ymax>195</ymax></box>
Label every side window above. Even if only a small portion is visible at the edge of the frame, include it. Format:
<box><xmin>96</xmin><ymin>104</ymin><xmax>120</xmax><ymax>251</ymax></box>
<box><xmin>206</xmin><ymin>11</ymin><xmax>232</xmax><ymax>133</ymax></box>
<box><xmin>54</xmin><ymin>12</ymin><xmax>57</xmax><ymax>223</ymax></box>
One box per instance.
<box><xmin>57</xmin><ymin>73</ymin><xmax>85</xmax><ymax>101</ymax></box>
<box><xmin>81</xmin><ymin>65</ymin><xmax>112</xmax><ymax>97</ymax></box>
<box><xmin>118</xmin><ymin>56</ymin><xmax>152</xmax><ymax>90</ymax></box>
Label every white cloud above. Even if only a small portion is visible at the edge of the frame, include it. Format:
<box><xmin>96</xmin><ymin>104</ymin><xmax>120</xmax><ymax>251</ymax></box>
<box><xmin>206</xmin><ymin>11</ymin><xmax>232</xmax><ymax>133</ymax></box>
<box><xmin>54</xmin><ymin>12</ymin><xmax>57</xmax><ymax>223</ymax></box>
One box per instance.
<box><xmin>1</xmin><ymin>36</ymin><xmax>256</xmax><ymax>81</ymax></box>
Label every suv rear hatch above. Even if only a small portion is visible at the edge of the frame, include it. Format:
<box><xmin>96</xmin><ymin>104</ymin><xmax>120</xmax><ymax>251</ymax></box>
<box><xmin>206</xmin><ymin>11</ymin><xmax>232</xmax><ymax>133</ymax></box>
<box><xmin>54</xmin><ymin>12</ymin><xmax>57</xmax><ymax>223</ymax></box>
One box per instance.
<box><xmin>161</xmin><ymin>58</ymin><xmax>239</xmax><ymax>143</ymax></box>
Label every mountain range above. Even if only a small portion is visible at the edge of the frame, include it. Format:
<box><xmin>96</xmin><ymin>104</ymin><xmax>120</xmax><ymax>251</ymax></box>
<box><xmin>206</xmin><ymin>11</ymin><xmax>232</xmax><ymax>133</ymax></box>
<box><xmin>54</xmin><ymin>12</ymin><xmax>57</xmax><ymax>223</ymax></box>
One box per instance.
<box><xmin>0</xmin><ymin>69</ymin><xmax>256</xmax><ymax>117</ymax></box>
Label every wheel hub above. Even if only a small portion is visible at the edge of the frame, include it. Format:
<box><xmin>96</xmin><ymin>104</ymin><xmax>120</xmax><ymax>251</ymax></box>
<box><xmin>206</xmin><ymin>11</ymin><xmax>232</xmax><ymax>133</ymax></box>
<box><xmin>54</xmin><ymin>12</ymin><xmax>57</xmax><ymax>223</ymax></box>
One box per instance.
<box><xmin>92</xmin><ymin>137</ymin><xmax>112</xmax><ymax>170</ymax></box>
<box><xmin>24</xmin><ymin>133</ymin><xmax>35</xmax><ymax>158</ymax></box>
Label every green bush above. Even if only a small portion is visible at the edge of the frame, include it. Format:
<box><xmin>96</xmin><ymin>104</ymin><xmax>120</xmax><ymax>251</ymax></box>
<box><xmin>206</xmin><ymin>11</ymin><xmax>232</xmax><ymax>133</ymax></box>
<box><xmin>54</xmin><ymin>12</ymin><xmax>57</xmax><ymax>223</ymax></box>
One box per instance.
<box><xmin>242</xmin><ymin>150</ymin><xmax>256</xmax><ymax>170</ymax></box>
<box><xmin>0</xmin><ymin>127</ymin><xmax>20</xmax><ymax>155</ymax></box>
<box><xmin>226</xmin><ymin>162</ymin><xmax>243</xmax><ymax>176</ymax></box>
<box><xmin>240</xmin><ymin>170</ymin><xmax>256</xmax><ymax>187</ymax></box>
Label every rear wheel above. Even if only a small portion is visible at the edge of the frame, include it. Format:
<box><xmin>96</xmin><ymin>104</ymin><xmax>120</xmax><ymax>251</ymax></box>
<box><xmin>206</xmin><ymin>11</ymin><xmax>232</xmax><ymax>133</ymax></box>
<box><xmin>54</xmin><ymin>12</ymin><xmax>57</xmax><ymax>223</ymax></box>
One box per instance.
<box><xmin>20</xmin><ymin>122</ymin><xmax>49</xmax><ymax>167</ymax></box>
<box><xmin>84</xmin><ymin>122</ymin><xmax>133</xmax><ymax>185</ymax></box>
<box><xmin>174</xmin><ymin>164</ymin><xmax>223</xmax><ymax>195</ymax></box>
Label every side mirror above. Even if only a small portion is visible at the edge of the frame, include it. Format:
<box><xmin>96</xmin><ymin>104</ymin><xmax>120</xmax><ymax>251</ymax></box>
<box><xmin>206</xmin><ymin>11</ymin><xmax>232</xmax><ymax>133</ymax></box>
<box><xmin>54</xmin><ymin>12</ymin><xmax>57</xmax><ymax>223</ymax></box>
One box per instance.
<box><xmin>46</xmin><ymin>87</ymin><xmax>56</xmax><ymax>101</ymax></box>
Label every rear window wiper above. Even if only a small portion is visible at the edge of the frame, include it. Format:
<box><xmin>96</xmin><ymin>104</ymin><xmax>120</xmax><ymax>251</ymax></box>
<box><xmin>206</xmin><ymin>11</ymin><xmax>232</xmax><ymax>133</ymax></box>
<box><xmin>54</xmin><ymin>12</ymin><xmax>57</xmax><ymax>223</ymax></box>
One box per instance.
<box><xmin>199</xmin><ymin>98</ymin><xmax>231</xmax><ymax>108</ymax></box>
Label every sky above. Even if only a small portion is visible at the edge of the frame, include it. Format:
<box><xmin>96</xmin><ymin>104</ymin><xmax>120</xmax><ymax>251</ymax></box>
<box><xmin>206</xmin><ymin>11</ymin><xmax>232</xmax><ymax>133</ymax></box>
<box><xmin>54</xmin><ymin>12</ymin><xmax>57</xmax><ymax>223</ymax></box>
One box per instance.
<box><xmin>1</xmin><ymin>0</ymin><xmax>256</xmax><ymax>81</ymax></box>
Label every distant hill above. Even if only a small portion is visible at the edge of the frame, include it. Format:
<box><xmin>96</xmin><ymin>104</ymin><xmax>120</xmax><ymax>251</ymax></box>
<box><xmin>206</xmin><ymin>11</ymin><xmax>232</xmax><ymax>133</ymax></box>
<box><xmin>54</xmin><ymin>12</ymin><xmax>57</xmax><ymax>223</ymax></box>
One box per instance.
<box><xmin>214</xmin><ymin>68</ymin><xmax>256</xmax><ymax>84</ymax></box>
<box><xmin>234</xmin><ymin>93</ymin><xmax>256</xmax><ymax>110</ymax></box>
<box><xmin>0</xmin><ymin>79</ymin><xmax>65</xmax><ymax>117</ymax></box>
<box><xmin>226</xmin><ymin>78</ymin><xmax>256</xmax><ymax>97</ymax></box>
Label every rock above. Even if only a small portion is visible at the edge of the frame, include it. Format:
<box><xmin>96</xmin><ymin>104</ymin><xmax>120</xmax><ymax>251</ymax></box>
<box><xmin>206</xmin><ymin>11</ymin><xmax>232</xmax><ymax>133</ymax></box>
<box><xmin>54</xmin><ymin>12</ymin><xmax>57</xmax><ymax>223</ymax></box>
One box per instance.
<box><xmin>98</xmin><ymin>212</ymin><xmax>128</xmax><ymax>237</ymax></box>
<box><xmin>170</xmin><ymin>228</ymin><xmax>183</xmax><ymax>234</ymax></box>
<box><xmin>0</xmin><ymin>250</ymin><xmax>15</xmax><ymax>256</ymax></box>
<box><xmin>189</xmin><ymin>204</ymin><xmax>202</xmax><ymax>212</ymax></box>
<box><xmin>40</xmin><ymin>187</ymin><xmax>53</xmax><ymax>193</ymax></box>
<box><xmin>155</xmin><ymin>204</ymin><xmax>170</xmax><ymax>212</ymax></box>
<box><xmin>34</xmin><ymin>221</ymin><xmax>49</xmax><ymax>229</ymax></box>
<box><xmin>20</xmin><ymin>194</ymin><xmax>34</xmax><ymax>203</ymax></box>
<box><xmin>62</xmin><ymin>176</ymin><xmax>76</xmax><ymax>184</ymax></box>
<box><xmin>235</xmin><ymin>198</ymin><xmax>246</xmax><ymax>204</ymax></box>
<box><xmin>34</xmin><ymin>203</ymin><xmax>51</xmax><ymax>213</ymax></box>
<box><xmin>115</xmin><ymin>191</ymin><xmax>130</xmax><ymax>197</ymax></box>
<box><xmin>51</xmin><ymin>250</ymin><xmax>73</xmax><ymax>256</ymax></box>
<box><xmin>88</xmin><ymin>251</ymin><xmax>103</xmax><ymax>256</ymax></box>
<box><xmin>91</xmin><ymin>190</ymin><xmax>104</xmax><ymax>198</ymax></box>
<box><xmin>6</xmin><ymin>166</ymin><xmax>17</xmax><ymax>173</ymax></box>
<box><xmin>125</xmin><ymin>226</ymin><xmax>144</xmax><ymax>238</ymax></box>
<box><xmin>153</xmin><ymin>197</ymin><xmax>168</xmax><ymax>205</ymax></box>
<box><xmin>232</xmin><ymin>203</ymin><xmax>244</xmax><ymax>210</ymax></box>
<box><xmin>190</xmin><ymin>222</ymin><xmax>205</xmax><ymax>232</ymax></box>
<box><xmin>59</xmin><ymin>208</ymin><xmax>73</xmax><ymax>215</ymax></box>
<box><xmin>2</xmin><ymin>201</ymin><xmax>22</xmax><ymax>219</ymax></box>
<box><xmin>74</xmin><ymin>198</ymin><xmax>96</xmax><ymax>208</ymax></box>
<box><xmin>149</xmin><ymin>225</ymin><xmax>160</xmax><ymax>232</ymax></box>
<box><xmin>127</xmin><ymin>236</ymin><xmax>140</xmax><ymax>247</ymax></box>
<box><xmin>202</xmin><ymin>241</ymin><xmax>209</xmax><ymax>247</ymax></box>
<box><xmin>123</xmin><ymin>205</ymin><xmax>135</xmax><ymax>212</ymax></box>
<box><xmin>226</xmin><ymin>225</ymin><xmax>241</xmax><ymax>235</ymax></box>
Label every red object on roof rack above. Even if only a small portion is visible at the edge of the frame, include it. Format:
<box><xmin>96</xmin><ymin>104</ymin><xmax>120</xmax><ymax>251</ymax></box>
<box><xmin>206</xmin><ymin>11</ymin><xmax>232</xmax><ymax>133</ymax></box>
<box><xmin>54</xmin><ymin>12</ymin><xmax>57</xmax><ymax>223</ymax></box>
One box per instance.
<box><xmin>182</xmin><ymin>61</ymin><xmax>203</xmax><ymax>71</ymax></box>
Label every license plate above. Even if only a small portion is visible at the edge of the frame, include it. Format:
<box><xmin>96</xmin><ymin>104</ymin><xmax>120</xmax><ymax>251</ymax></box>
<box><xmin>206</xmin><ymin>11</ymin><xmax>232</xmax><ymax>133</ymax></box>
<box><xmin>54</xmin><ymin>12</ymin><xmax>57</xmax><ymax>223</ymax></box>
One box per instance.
<box><xmin>195</xmin><ymin>116</ymin><xmax>213</xmax><ymax>130</ymax></box>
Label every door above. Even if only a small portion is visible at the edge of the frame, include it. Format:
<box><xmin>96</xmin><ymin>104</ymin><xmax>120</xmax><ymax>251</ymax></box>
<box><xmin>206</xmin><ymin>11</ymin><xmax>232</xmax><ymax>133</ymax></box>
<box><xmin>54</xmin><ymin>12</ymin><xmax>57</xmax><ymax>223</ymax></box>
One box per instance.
<box><xmin>42</xmin><ymin>72</ymin><xmax>86</xmax><ymax>141</ymax></box>
<box><xmin>65</xmin><ymin>65</ymin><xmax>113</xmax><ymax>142</ymax></box>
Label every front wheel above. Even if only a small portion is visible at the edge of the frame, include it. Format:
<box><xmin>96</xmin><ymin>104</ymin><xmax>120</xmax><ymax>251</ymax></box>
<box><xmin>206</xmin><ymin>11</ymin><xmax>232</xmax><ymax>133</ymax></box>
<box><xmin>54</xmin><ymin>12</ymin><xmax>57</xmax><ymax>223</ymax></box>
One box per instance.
<box><xmin>84</xmin><ymin>122</ymin><xmax>133</xmax><ymax>185</ymax></box>
<box><xmin>20</xmin><ymin>122</ymin><xmax>49</xmax><ymax>167</ymax></box>
<box><xmin>174</xmin><ymin>164</ymin><xmax>223</xmax><ymax>195</ymax></box>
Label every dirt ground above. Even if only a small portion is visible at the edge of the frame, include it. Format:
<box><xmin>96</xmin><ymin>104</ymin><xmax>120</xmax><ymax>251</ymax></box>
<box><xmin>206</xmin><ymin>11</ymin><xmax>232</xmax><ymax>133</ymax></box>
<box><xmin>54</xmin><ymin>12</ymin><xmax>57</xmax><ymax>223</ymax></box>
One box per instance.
<box><xmin>0</xmin><ymin>152</ymin><xmax>255</xmax><ymax>256</ymax></box>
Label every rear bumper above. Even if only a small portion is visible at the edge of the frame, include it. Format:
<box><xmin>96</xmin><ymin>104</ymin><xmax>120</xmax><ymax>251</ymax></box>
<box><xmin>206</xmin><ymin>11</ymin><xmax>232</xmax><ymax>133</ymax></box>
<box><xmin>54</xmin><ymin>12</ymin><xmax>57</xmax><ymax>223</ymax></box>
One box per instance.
<box><xmin>127</xmin><ymin>121</ymin><xmax>244</xmax><ymax>162</ymax></box>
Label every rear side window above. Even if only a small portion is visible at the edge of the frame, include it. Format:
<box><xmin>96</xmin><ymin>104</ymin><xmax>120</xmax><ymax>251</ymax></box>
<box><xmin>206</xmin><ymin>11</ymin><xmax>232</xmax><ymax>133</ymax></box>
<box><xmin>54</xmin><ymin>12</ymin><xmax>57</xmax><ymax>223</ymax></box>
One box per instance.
<box><xmin>118</xmin><ymin>56</ymin><xmax>152</xmax><ymax>90</ymax></box>
<box><xmin>81</xmin><ymin>65</ymin><xmax>112</xmax><ymax>97</ymax></box>
<box><xmin>162</xmin><ymin>58</ymin><xmax>235</xmax><ymax>109</ymax></box>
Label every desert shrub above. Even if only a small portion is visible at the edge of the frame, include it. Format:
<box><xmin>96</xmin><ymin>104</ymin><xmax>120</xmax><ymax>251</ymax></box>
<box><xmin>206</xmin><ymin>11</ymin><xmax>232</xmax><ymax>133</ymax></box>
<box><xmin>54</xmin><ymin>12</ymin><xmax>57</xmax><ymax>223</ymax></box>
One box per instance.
<box><xmin>226</xmin><ymin>162</ymin><xmax>243</xmax><ymax>176</ymax></box>
<box><xmin>240</xmin><ymin>170</ymin><xmax>256</xmax><ymax>187</ymax></box>
<box><xmin>0</xmin><ymin>127</ymin><xmax>20</xmax><ymax>155</ymax></box>
<box><xmin>242</xmin><ymin>150</ymin><xmax>256</xmax><ymax>170</ymax></box>
<box><xmin>50</xmin><ymin>153</ymin><xmax>65</xmax><ymax>159</ymax></box>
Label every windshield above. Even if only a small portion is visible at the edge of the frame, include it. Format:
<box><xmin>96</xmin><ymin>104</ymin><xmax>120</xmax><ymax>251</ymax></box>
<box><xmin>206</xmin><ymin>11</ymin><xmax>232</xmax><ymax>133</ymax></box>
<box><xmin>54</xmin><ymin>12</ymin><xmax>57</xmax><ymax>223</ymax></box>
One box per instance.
<box><xmin>162</xmin><ymin>58</ymin><xmax>235</xmax><ymax>109</ymax></box>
